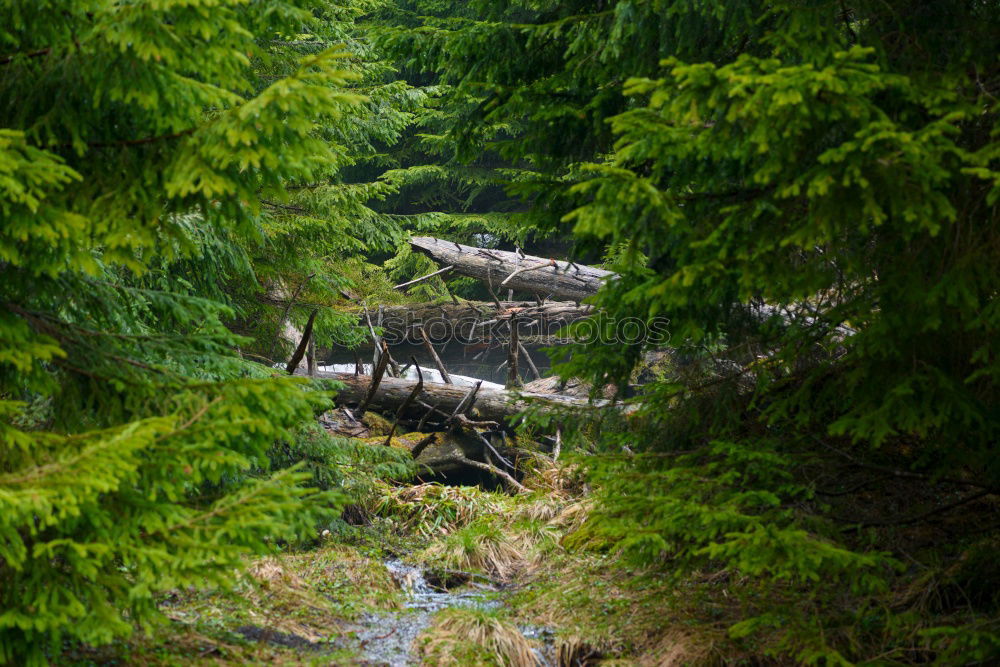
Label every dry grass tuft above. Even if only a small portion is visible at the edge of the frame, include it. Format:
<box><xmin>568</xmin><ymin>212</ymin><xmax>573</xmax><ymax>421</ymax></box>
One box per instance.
<box><xmin>422</xmin><ymin>519</ymin><xmax>526</xmax><ymax>580</ymax></box>
<box><xmin>548</xmin><ymin>498</ymin><xmax>594</xmax><ymax>535</ymax></box>
<box><xmin>556</xmin><ymin>635</ymin><xmax>603</xmax><ymax>665</ymax></box>
<box><xmin>417</xmin><ymin>609</ymin><xmax>540</xmax><ymax>666</ymax></box>
<box><xmin>373</xmin><ymin>481</ymin><xmax>509</xmax><ymax>537</ymax></box>
<box><xmin>522</xmin><ymin>458</ymin><xmax>586</xmax><ymax>497</ymax></box>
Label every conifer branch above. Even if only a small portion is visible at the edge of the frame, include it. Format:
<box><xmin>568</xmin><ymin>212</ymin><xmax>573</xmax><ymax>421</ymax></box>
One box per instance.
<box><xmin>0</xmin><ymin>47</ymin><xmax>51</xmax><ymax>65</ymax></box>
<box><xmin>50</xmin><ymin>128</ymin><xmax>196</xmax><ymax>150</ymax></box>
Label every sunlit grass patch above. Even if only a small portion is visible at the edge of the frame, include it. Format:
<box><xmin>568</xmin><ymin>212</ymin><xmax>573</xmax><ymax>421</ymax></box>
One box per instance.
<box><xmin>273</xmin><ymin>543</ymin><xmax>404</xmax><ymax>617</ymax></box>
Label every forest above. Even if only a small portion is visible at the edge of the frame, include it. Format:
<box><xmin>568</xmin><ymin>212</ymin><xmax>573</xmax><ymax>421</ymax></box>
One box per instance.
<box><xmin>1</xmin><ymin>1</ymin><xmax>998</xmax><ymax>665</ymax></box>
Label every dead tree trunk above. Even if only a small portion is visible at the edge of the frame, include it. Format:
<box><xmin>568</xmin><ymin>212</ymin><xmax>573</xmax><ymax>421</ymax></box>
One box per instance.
<box><xmin>409</xmin><ymin>236</ymin><xmax>613</xmax><ymax>302</ymax></box>
<box><xmin>407</xmin><ymin>236</ymin><xmax>855</xmax><ymax>342</ymax></box>
<box><xmin>308</xmin><ymin>370</ymin><xmax>611</xmax><ymax>424</ymax></box>
<box><xmin>372</xmin><ymin>300</ymin><xmax>593</xmax><ymax>344</ymax></box>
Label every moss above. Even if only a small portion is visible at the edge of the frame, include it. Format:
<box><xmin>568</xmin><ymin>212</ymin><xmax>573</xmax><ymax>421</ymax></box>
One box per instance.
<box><xmin>358</xmin><ymin>430</ymin><xmax>429</xmax><ymax>453</ymax></box>
<box><xmin>360</xmin><ymin>411</ymin><xmax>393</xmax><ymax>435</ymax></box>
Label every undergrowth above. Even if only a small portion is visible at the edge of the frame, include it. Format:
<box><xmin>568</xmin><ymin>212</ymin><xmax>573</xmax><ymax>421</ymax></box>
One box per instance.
<box><xmin>415</xmin><ymin>608</ymin><xmax>539</xmax><ymax>667</ymax></box>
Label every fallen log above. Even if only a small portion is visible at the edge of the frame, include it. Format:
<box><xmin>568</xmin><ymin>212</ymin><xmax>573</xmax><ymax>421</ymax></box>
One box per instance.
<box><xmin>309</xmin><ymin>370</ymin><xmax>610</xmax><ymax>424</ymax></box>
<box><xmin>409</xmin><ymin>236</ymin><xmax>613</xmax><ymax>302</ymax></box>
<box><xmin>373</xmin><ymin>300</ymin><xmax>592</xmax><ymax>345</ymax></box>
<box><xmin>408</xmin><ymin>236</ymin><xmax>855</xmax><ymax>341</ymax></box>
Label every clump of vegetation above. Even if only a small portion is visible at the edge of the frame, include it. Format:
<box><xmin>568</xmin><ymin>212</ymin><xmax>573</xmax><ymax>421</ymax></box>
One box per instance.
<box><xmin>267</xmin><ymin>421</ymin><xmax>416</xmax><ymax>499</ymax></box>
<box><xmin>63</xmin><ymin>542</ymin><xmax>406</xmax><ymax>665</ymax></box>
<box><xmin>371</xmin><ymin>482</ymin><xmax>510</xmax><ymax>538</ymax></box>
<box><xmin>421</xmin><ymin>518</ymin><xmax>527</xmax><ymax>581</ymax></box>
<box><xmin>416</xmin><ymin>609</ymin><xmax>539</xmax><ymax>667</ymax></box>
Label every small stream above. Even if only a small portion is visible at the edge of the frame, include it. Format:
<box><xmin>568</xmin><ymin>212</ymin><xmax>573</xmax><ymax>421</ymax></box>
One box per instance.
<box><xmin>350</xmin><ymin>560</ymin><xmax>554</xmax><ymax>666</ymax></box>
<box><xmin>322</xmin><ymin>342</ymin><xmax>557</xmax><ymax>664</ymax></box>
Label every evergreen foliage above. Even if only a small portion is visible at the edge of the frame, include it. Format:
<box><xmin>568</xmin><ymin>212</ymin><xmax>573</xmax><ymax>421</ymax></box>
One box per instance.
<box><xmin>378</xmin><ymin>0</ymin><xmax>1000</xmax><ymax>661</ymax></box>
<box><xmin>3</xmin><ymin>0</ymin><xmax>998</xmax><ymax>663</ymax></box>
<box><xmin>0</xmin><ymin>1</ymin><xmax>366</xmax><ymax>662</ymax></box>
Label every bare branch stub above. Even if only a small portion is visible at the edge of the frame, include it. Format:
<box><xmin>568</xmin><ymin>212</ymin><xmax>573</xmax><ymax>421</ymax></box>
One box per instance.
<box><xmin>418</xmin><ymin>325</ymin><xmax>452</xmax><ymax>384</ymax></box>
<box><xmin>268</xmin><ymin>272</ymin><xmax>316</xmax><ymax>362</ymax></box>
<box><xmin>356</xmin><ymin>340</ymin><xmax>391</xmax><ymax>419</ymax></box>
<box><xmin>506</xmin><ymin>314</ymin><xmax>522</xmax><ymax>389</ymax></box>
<box><xmin>285</xmin><ymin>309</ymin><xmax>318</xmax><ymax>374</ymax></box>
<box><xmin>410</xmin><ymin>432</ymin><xmax>437</xmax><ymax>459</ymax></box>
<box><xmin>384</xmin><ymin>357</ymin><xmax>424</xmax><ymax>446</ymax></box>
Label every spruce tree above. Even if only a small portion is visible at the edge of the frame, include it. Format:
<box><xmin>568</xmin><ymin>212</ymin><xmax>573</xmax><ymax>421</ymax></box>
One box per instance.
<box><xmin>0</xmin><ymin>1</ymin><xmax>365</xmax><ymax>662</ymax></box>
<box><xmin>378</xmin><ymin>1</ymin><xmax>1000</xmax><ymax>661</ymax></box>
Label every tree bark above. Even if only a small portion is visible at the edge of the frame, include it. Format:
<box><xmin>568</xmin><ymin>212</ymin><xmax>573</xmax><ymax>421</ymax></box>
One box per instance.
<box><xmin>373</xmin><ymin>300</ymin><xmax>593</xmax><ymax>344</ymax></box>
<box><xmin>308</xmin><ymin>370</ymin><xmax>611</xmax><ymax>424</ymax></box>
<box><xmin>409</xmin><ymin>236</ymin><xmax>613</xmax><ymax>302</ymax></box>
<box><xmin>285</xmin><ymin>309</ymin><xmax>317</xmax><ymax>374</ymax></box>
<box><xmin>506</xmin><ymin>314</ymin><xmax>521</xmax><ymax>389</ymax></box>
<box><xmin>407</xmin><ymin>236</ymin><xmax>856</xmax><ymax>341</ymax></box>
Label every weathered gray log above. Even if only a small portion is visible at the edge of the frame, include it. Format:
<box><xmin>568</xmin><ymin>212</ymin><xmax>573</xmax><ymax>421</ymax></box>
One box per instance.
<box><xmin>409</xmin><ymin>236</ymin><xmax>614</xmax><ymax>302</ymax></box>
<box><xmin>355</xmin><ymin>340</ymin><xmax>390</xmax><ymax>419</ymax></box>
<box><xmin>311</xmin><ymin>370</ymin><xmax>610</xmax><ymax>424</ymax></box>
<box><xmin>408</xmin><ymin>237</ymin><xmax>856</xmax><ymax>341</ymax></box>
<box><xmin>373</xmin><ymin>300</ymin><xmax>593</xmax><ymax>344</ymax></box>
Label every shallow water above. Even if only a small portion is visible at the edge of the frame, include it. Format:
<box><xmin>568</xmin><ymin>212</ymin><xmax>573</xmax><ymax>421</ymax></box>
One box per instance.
<box><xmin>350</xmin><ymin>560</ymin><xmax>553</xmax><ymax>666</ymax></box>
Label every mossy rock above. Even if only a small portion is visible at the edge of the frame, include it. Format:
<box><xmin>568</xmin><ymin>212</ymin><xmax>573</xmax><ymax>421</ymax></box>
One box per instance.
<box><xmin>361</xmin><ymin>411</ymin><xmax>394</xmax><ymax>435</ymax></box>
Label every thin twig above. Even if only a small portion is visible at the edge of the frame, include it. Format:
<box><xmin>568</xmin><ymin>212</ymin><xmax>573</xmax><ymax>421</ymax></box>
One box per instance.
<box><xmin>394</xmin><ymin>265</ymin><xmax>454</xmax><ymax>290</ymax></box>
<box><xmin>814</xmin><ymin>436</ymin><xmax>999</xmax><ymax>494</ymax></box>
<box><xmin>439</xmin><ymin>455</ymin><xmax>528</xmax><ymax>494</ymax></box>
<box><xmin>417</xmin><ymin>401</ymin><xmax>446</xmax><ymax>431</ymax></box>
<box><xmin>517</xmin><ymin>341</ymin><xmax>541</xmax><ymax>380</ymax></box>
<box><xmin>53</xmin><ymin>128</ymin><xmax>196</xmax><ymax>150</ymax></box>
<box><xmin>0</xmin><ymin>46</ymin><xmax>51</xmax><ymax>65</ymax></box>
<box><xmin>840</xmin><ymin>490</ymin><xmax>991</xmax><ymax>529</ymax></box>
<box><xmin>447</xmin><ymin>381</ymin><xmax>482</xmax><ymax>426</ymax></box>
<box><xmin>474</xmin><ymin>431</ymin><xmax>514</xmax><ymax>470</ymax></box>
<box><xmin>485</xmin><ymin>266</ymin><xmax>503</xmax><ymax>309</ymax></box>
<box><xmin>418</xmin><ymin>325</ymin><xmax>452</xmax><ymax>384</ymax></box>
<box><xmin>500</xmin><ymin>260</ymin><xmax>553</xmax><ymax>287</ymax></box>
